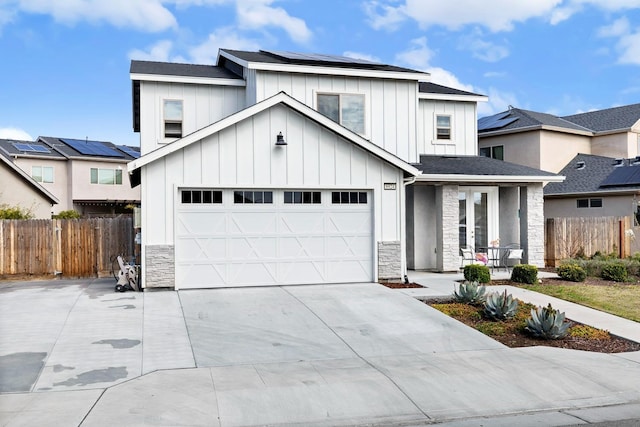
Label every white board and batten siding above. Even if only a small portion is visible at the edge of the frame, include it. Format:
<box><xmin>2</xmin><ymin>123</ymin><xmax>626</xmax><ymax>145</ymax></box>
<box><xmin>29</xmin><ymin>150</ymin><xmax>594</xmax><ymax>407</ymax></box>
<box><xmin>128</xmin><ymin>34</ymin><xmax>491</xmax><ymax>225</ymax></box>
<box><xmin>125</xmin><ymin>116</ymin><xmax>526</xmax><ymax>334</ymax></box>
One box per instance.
<box><xmin>138</xmin><ymin>81</ymin><xmax>246</xmax><ymax>155</ymax></box>
<box><xmin>250</xmin><ymin>70</ymin><xmax>419</xmax><ymax>164</ymax></box>
<box><xmin>417</xmin><ymin>99</ymin><xmax>479</xmax><ymax>156</ymax></box>
<box><xmin>141</xmin><ymin>103</ymin><xmax>405</xmax><ymax>288</ymax></box>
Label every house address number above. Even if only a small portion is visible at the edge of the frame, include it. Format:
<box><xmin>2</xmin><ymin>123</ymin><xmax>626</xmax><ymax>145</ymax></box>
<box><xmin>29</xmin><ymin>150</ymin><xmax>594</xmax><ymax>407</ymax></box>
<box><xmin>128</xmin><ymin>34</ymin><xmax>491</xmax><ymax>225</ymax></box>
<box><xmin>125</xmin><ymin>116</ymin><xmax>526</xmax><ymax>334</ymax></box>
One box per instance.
<box><xmin>384</xmin><ymin>183</ymin><xmax>396</xmax><ymax>190</ymax></box>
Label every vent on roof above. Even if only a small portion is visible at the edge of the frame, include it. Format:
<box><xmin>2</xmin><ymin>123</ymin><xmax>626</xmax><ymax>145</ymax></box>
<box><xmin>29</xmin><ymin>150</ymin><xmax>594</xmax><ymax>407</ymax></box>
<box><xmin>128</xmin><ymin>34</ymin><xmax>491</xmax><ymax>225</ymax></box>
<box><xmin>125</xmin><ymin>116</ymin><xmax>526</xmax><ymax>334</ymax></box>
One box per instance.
<box><xmin>633</xmin><ymin>156</ymin><xmax>640</xmax><ymax>166</ymax></box>
<box><xmin>613</xmin><ymin>158</ymin><xmax>625</xmax><ymax>167</ymax></box>
<box><xmin>576</xmin><ymin>161</ymin><xmax>585</xmax><ymax>170</ymax></box>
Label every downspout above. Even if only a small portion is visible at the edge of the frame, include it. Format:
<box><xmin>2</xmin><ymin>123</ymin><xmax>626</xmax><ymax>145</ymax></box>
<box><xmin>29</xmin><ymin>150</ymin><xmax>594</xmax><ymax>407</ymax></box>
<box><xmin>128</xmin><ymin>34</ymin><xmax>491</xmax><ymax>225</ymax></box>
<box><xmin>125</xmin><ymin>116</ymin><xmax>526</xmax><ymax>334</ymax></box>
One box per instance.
<box><xmin>401</xmin><ymin>175</ymin><xmax>418</xmax><ymax>283</ymax></box>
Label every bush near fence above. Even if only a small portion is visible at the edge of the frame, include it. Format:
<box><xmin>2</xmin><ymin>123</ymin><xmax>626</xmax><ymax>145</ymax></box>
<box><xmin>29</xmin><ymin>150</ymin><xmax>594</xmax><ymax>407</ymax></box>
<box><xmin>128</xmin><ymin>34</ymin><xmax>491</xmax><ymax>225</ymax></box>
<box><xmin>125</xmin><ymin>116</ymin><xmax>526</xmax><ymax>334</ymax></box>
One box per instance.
<box><xmin>0</xmin><ymin>215</ymin><xmax>134</xmax><ymax>279</ymax></box>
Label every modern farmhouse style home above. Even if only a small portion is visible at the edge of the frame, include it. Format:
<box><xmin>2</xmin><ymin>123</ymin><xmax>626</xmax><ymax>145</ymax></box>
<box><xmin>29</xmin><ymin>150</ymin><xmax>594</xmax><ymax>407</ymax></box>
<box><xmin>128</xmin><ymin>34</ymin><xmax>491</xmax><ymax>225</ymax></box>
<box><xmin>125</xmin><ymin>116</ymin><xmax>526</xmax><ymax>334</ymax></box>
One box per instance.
<box><xmin>128</xmin><ymin>49</ymin><xmax>562</xmax><ymax>289</ymax></box>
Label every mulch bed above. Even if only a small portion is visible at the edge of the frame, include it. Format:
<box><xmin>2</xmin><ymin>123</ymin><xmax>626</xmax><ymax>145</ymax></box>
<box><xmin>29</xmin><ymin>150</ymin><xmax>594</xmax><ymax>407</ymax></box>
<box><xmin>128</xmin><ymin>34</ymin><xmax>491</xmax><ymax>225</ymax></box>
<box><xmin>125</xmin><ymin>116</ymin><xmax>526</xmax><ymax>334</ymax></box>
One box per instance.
<box><xmin>379</xmin><ymin>282</ymin><xmax>424</xmax><ymax>289</ymax></box>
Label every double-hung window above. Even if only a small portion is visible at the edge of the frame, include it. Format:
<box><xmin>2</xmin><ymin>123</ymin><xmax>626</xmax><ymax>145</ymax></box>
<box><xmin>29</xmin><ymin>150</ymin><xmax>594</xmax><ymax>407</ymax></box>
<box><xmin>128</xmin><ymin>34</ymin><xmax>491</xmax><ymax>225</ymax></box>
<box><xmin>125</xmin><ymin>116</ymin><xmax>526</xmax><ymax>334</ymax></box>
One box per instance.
<box><xmin>163</xmin><ymin>99</ymin><xmax>183</xmax><ymax>138</ymax></box>
<box><xmin>436</xmin><ymin>115</ymin><xmax>452</xmax><ymax>140</ymax></box>
<box><xmin>32</xmin><ymin>166</ymin><xmax>54</xmax><ymax>183</ymax></box>
<box><xmin>317</xmin><ymin>93</ymin><xmax>365</xmax><ymax>135</ymax></box>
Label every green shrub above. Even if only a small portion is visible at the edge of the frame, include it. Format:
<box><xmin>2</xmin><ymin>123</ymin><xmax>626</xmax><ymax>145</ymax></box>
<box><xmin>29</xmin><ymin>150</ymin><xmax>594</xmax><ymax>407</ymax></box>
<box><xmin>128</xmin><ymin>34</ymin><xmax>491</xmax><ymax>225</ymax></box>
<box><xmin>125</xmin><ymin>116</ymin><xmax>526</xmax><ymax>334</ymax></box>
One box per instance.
<box><xmin>0</xmin><ymin>205</ymin><xmax>34</xmax><ymax>219</ymax></box>
<box><xmin>511</xmin><ymin>264</ymin><xmax>538</xmax><ymax>284</ymax></box>
<box><xmin>453</xmin><ymin>281</ymin><xmax>486</xmax><ymax>304</ymax></box>
<box><xmin>556</xmin><ymin>264</ymin><xmax>586</xmax><ymax>282</ymax></box>
<box><xmin>53</xmin><ymin>210</ymin><xmax>82</xmax><ymax>219</ymax></box>
<box><xmin>463</xmin><ymin>264</ymin><xmax>490</xmax><ymax>284</ymax></box>
<box><xmin>601</xmin><ymin>262</ymin><xmax>628</xmax><ymax>282</ymax></box>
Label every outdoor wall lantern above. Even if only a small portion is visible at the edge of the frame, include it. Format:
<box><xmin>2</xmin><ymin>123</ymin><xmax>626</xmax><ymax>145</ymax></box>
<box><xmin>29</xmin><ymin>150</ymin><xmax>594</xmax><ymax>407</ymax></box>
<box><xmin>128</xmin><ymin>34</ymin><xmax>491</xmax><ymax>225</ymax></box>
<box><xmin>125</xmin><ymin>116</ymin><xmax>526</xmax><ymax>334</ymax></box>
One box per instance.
<box><xmin>275</xmin><ymin>132</ymin><xmax>287</xmax><ymax>146</ymax></box>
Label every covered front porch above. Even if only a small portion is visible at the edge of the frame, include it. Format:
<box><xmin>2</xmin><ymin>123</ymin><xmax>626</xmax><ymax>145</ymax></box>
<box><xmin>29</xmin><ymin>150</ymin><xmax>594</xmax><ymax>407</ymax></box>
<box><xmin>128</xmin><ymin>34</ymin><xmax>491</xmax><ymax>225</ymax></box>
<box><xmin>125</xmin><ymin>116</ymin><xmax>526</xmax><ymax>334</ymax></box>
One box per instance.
<box><xmin>406</xmin><ymin>155</ymin><xmax>564</xmax><ymax>272</ymax></box>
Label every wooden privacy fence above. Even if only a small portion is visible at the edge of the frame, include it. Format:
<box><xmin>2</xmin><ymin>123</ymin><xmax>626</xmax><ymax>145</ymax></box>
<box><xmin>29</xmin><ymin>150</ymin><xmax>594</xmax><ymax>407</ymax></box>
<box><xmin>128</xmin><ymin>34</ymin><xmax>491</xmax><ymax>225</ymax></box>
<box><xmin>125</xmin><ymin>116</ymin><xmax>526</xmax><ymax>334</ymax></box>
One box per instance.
<box><xmin>0</xmin><ymin>216</ymin><xmax>134</xmax><ymax>278</ymax></box>
<box><xmin>545</xmin><ymin>216</ymin><xmax>632</xmax><ymax>267</ymax></box>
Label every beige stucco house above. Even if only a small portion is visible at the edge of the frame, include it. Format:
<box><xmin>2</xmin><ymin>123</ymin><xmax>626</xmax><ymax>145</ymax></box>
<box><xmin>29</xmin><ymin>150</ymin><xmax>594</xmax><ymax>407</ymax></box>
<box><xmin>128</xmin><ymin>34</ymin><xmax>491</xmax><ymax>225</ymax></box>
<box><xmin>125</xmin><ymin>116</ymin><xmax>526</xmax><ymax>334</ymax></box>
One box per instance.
<box><xmin>0</xmin><ymin>138</ymin><xmax>140</xmax><ymax>217</ymax></box>
<box><xmin>478</xmin><ymin>104</ymin><xmax>640</xmax><ymax>174</ymax></box>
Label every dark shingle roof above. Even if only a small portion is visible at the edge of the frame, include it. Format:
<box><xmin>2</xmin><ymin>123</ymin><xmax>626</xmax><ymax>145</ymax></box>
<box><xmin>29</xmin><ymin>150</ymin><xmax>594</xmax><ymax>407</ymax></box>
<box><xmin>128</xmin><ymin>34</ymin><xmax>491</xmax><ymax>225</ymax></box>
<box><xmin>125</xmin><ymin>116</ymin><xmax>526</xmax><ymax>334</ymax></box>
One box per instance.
<box><xmin>418</xmin><ymin>82</ymin><xmax>484</xmax><ymax>97</ymax></box>
<box><xmin>0</xmin><ymin>138</ymin><xmax>65</xmax><ymax>159</ymax></box>
<box><xmin>415</xmin><ymin>155</ymin><xmax>558</xmax><ymax>177</ymax></box>
<box><xmin>543</xmin><ymin>153</ymin><xmax>640</xmax><ymax>196</ymax></box>
<box><xmin>478</xmin><ymin>108</ymin><xmax>590</xmax><ymax>134</ymax></box>
<box><xmin>562</xmin><ymin>103</ymin><xmax>640</xmax><ymax>132</ymax></box>
<box><xmin>220</xmin><ymin>49</ymin><xmax>424</xmax><ymax>74</ymax></box>
<box><xmin>38</xmin><ymin>137</ymin><xmax>139</xmax><ymax>161</ymax></box>
<box><xmin>130</xmin><ymin>60</ymin><xmax>243</xmax><ymax>80</ymax></box>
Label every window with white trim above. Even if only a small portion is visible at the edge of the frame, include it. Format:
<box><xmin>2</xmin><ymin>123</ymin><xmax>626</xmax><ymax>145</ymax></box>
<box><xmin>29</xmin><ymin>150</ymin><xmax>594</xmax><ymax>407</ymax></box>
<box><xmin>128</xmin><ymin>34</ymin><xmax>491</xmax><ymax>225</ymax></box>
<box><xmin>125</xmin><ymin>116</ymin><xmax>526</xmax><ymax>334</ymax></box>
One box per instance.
<box><xmin>90</xmin><ymin>168</ymin><xmax>122</xmax><ymax>185</ymax></box>
<box><xmin>317</xmin><ymin>93</ymin><xmax>365</xmax><ymax>134</ymax></box>
<box><xmin>163</xmin><ymin>99</ymin><xmax>183</xmax><ymax>138</ymax></box>
<box><xmin>32</xmin><ymin>166</ymin><xmax>54</xmax><ymax>183</ymax></box>
<box><xmin>436</xmin><ymin>115</ymin><xmax>451</xmax><ymax>140</ymax></box>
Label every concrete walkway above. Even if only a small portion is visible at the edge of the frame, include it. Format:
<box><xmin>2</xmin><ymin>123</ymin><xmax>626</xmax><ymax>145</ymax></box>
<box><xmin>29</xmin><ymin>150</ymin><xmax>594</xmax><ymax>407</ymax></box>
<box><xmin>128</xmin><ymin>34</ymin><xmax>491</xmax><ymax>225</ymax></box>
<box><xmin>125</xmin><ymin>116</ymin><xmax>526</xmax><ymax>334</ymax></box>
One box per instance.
<box><xmin>0</xmin><ymin>275</ymin><xmax>639</xmax><ymax>426</ymax></box>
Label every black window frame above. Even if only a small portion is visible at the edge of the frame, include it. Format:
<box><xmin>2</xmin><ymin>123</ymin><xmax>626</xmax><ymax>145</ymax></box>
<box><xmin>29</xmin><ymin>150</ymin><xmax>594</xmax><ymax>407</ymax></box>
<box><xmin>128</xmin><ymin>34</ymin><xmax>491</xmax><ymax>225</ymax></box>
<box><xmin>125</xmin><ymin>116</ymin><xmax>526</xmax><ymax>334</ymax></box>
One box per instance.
<box><xmin>181</xmin><ymin>189</ymin><xmax>223</xmax><ymax>204</ymax></box>
<box><xmin>233</xmin><ymin>190</ymin><xmax>273</xmax><ymax>204</ymax></box>
<box><xmin>331</xmin><ymin>191</ymin><xmax>368</xmax><ymax>204</ymax></box>
<box><xmin>283</xmin><ymin>191</ymin><xmax>322</xmax><ymax>204</ymax></box>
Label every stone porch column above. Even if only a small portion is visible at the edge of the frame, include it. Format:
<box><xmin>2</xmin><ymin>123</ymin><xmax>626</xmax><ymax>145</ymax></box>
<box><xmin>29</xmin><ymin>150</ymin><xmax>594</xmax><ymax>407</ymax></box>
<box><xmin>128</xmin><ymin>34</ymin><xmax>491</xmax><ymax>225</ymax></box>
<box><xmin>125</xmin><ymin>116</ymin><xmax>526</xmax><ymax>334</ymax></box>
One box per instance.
<box><xmin>436</xmin><ymin>184</ymin><xmax>459</xmax><ymax>272</ymax></box>
<box><xmin>520</xmin><ymin>184</ymin><xmax>544</xmax><ymax>267</ymax></box>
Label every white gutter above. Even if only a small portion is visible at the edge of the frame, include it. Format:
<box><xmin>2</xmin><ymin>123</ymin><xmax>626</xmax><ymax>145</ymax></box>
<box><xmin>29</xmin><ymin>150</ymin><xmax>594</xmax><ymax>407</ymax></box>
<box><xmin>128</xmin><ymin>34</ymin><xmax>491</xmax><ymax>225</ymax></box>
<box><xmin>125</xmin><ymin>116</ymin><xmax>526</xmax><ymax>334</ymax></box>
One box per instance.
<box><xmin>415</xmin><ymin>174</ymin><xmax>565</xmax><ymax>183</ymax></box>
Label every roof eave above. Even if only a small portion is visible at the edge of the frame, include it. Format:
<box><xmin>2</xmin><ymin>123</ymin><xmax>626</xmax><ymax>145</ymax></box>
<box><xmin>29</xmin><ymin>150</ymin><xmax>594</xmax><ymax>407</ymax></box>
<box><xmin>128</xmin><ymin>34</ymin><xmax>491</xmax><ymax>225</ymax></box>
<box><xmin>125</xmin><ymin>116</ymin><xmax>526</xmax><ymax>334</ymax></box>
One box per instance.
<box><xmin>416</xmin><ymin>174</ymin><xmax>565</xmax><ymax>183</ymax></box>
<box><xmin>479</xmin><ymin>125</ymin><xmax>592</xmax><ymax>138</ymax></box>
<box><xmin>129</xmin><ymin>72</ymin><xmax>246</xmax><ymax>87</ymax></box>
<box><xmin>419</xmin><ymin>93</ymin><xmax>488</xmax><ymax>102</ymax></box>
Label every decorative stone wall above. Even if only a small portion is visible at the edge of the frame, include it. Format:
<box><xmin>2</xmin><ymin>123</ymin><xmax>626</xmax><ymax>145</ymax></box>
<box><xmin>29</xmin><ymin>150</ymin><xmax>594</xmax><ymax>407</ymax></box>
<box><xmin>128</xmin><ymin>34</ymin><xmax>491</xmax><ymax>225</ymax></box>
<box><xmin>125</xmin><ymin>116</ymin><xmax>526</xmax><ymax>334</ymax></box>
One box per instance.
<box><xmin>437</xmin><ymin>185</ymin><xmax>460</xmax><ymax>272</ymax></box>
<box><xmin>521</xmin><ymin>184</ymin><xmax>545</xmax><ymax>267</ymax></box>
<box><xmin>145</xmin><ymin>245</ymin><xmax>175</xmax><ymax>289</ymax></box>
<box><xmin>378</xmin><ymin>241</ymin><xmax>402</xmax><ymax>280</ymax></box>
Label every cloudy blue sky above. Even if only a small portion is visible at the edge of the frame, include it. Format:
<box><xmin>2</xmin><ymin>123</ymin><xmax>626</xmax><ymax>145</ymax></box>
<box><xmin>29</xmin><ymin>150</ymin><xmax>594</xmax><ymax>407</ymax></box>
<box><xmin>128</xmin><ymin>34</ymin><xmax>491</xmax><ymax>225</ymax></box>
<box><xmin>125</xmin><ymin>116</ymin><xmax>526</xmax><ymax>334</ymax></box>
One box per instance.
<box><xmin>1</xmin><ymin>0</ymin><xmax>639</xmax><ymax>147</ymax></box>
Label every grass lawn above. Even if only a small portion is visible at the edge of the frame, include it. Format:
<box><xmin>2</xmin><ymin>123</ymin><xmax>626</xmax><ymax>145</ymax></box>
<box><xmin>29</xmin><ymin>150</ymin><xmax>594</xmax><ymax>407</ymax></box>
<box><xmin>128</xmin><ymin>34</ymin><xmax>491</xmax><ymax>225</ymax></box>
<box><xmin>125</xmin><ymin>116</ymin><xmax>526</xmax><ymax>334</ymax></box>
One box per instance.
<box><xmin>517</xmin><ymin>279</ymin><xmax>640</xmax><ymax>323</ymax></box>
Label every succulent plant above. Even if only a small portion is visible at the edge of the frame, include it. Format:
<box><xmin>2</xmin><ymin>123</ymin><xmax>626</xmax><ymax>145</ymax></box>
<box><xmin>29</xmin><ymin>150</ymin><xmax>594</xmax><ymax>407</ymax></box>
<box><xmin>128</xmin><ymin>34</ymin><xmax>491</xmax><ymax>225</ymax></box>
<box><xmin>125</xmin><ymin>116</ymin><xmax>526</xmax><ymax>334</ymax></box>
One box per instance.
<box><xmin>483</xmin><ymin>289</ymin><xmax>518</xmax><ymax>320</ymax></box>
<box><xmin>525</xmin><ymin>304</ymin><xmax>571</xmax><ymax>340</ymax></box>
<box><xmin>453</xmin><ymin>281</ymin><xmax>486</xmax><ymax>304</ymax></box>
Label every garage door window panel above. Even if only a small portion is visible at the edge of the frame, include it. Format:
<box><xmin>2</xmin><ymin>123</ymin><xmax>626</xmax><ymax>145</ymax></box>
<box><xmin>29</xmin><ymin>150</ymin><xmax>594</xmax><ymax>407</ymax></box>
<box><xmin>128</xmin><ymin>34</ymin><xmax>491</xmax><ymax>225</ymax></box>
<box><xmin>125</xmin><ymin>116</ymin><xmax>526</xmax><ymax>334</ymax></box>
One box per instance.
<box><xmin>332</xmin><ymin>191</ymin><xmax>368</xmax><ymax>204</ymax></box>
<box><xmin>284</xmin><ymin>191</ymin><xmax>321</xmax><ymax>204</ymax></box>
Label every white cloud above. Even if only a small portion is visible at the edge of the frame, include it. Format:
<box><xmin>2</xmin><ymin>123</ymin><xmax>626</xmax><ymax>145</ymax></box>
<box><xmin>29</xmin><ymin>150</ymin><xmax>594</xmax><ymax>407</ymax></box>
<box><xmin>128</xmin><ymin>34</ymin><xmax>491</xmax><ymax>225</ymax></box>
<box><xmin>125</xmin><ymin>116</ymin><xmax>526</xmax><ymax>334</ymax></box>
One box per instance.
<box><xmin>394</xmin><ymin>37</ymin><xmax>433</xmax><ymax>70</ymax></box>
<box><xmin>13</xmin><ymin>0</ymin><xmax>178</xmax><ymax>32</ymax></box>
<box><xmin>189</xmin><ymin>27</ymin><xmax>260</xmax><ymax>64</ymax></box>
<box><xmin>0</xmin><ymin>127</ymin><xmax>33</xmax><ymax>141</ymax></box>
<box><xmin>363</xmin><ymin>0</ymin><xmax>407</xmax><ymax>31</ymax></box>
<box><xmin>235</xmin><ymin>0</ymin><xmax>312</xmax><ymax>43</ymax></box>
<box><xmin>477</xmin><ymin>87</ymin><xmax>519</xmax><ymax>117</ymax></box>
<box><xmin>597</xmin><ymin>17</ymin><xmax>640</xmax><ymax>66</ymax></box>
<box><xmin>343</xmin><ymin>51</ymin><xmax>381</xmax><ymax>63</ymax></box>
<box><xmin>128</xmin><ymin>40</ymin><xmax>175</xmax><ymax>62</ymax></box>
<box><xmin>484</xmin><ymin>71</ymin><xmax>507</xmax><ymax>78</ymax></box>
<box><xmin>460</xmin><ymin>31</ymin><xmax>509</xmax><ymax>62</ymax></box>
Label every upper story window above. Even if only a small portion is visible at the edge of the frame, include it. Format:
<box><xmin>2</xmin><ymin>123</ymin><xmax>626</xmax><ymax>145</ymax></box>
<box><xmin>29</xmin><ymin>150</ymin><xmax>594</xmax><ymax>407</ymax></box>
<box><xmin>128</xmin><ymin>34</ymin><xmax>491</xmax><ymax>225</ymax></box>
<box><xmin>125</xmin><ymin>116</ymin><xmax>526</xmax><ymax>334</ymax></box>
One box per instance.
<box><xmin>317</xmin><ymin>93</ymin><xmax>365</xmax><ymax>135</ymax></box>
<box><xmin>480</xmin><ymin>146</ymin><xmax>504</xmax><ymax>160</ymax></box>
<box><xmin>163</xmin><ymin>99</ymin><xmax>183</xmax><ymax>139</ymax></box>
<box><xmin>32</xmin><ymin>166</ymin><xmax>54</xmax><ymax>183</ymax></box>
<box><xmin>436</xmin><ymin>115</ymin><xmax>451</xmax><ymax>140</ymax></box>
<box><xmin>91</xmin><ymin>168</ymin><xmax>122</xmax><ymax>185</ymax></box>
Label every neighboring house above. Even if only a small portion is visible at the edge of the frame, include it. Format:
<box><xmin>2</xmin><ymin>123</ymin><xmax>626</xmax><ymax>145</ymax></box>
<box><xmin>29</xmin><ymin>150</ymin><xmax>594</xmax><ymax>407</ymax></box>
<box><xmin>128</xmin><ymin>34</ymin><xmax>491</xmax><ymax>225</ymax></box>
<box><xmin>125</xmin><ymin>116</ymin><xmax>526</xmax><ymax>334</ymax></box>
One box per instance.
<box><xmin>477</xmin><ymin>104</ymin><xmax>640</xmax><ymax>174</ymax></box>
<box><xmin>0</xmin><ymin>137</ymin><xmax>141</xmax><ymax>217</ymax></box>
<box><xmin>0</xmin><ymin>149</ymin><xmax>59</xmax><ymax>218</ymax></box>
<box><xmin>544</xmin><ymin>153</ymin><xmax>640</xmax><ymax>220</ymax></box>
<box><xmin>128</xmin><ymin>49</ymin><xmax>562</xmax><ymax>290</ymax></box>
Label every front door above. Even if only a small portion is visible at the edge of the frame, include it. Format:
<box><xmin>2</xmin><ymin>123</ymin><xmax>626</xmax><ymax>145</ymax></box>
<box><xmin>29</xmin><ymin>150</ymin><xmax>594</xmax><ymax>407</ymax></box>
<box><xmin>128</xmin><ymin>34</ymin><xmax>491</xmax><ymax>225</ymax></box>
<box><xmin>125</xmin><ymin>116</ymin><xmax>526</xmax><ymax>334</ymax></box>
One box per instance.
<box><xmin>459</xmin><ymin>187</ymin><xmax>498</xmax><ymax>251</ymax></box>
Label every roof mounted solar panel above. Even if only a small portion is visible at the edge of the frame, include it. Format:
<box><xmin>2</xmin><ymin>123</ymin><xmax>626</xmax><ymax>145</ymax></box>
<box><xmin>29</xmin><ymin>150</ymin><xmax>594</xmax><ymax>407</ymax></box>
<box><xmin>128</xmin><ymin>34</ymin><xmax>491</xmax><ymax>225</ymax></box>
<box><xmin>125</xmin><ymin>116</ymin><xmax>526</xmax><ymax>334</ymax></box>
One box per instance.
<box><xmin>12</xmin><ymin>142</ymin><xmax>51</xmax><ymax>153</ymax></box>
<box><xmin>478</xmin><ymin>111</ymin><xmax>518</xmax><ymax>131</ymax></box>
<box><xmin>600</xmin><ymin>165</ymin><xmax>640</xmax><ymax>187</ymax></box>
<box><xmin>117</xmin><ymin>145</ymin><xmax>141</xmax><ymax>158</ymax></box>
<box><xmin>261</xmin><ymin>49</ymin><xmax>381</xmax><ymax>65</ymax></box>
<box><xmin>61</xmin><ymin>138</ymin><xmax>124</xmax><ymax>158</ymax></box>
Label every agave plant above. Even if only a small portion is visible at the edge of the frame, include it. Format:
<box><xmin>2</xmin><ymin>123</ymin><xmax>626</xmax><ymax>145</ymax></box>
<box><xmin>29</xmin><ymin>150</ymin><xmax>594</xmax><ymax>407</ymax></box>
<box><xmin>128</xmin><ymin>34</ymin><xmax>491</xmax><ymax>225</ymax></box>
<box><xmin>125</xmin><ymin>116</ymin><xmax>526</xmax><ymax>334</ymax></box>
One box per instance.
<box><xmin>525</xmin><ymin>304</ymin><xmax>571</xmax><ymax>340</ymax></box>
<box><xmin>484</xmin><ymin>290</ymin><xmax>518</xmax><ymax>320</ymax></box>
<box><xmin>453</xmin><ymin>281</ymin><xmax>486</xmax><ymax>304</ymax></box>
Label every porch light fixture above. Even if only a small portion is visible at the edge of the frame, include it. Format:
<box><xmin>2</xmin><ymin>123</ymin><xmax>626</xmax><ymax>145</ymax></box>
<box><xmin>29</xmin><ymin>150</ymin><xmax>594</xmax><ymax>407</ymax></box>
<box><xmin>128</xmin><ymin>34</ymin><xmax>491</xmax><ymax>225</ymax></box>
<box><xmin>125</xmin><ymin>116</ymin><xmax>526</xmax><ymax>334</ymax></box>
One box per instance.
<box><xmin>275</xmin><ymin>132</ymin><xmax>287</xmax><ymax>146</ymax></box>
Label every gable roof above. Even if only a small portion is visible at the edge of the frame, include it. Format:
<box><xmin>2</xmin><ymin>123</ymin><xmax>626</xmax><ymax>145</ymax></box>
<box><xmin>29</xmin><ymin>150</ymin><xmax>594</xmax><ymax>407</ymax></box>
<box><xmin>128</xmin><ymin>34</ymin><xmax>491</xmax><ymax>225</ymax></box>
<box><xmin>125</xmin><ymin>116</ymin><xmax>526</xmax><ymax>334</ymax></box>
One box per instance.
<box><xmin>545</xmin><ymin>153</ymin><xmax>640</xmax><ymax>196</ymax></box>
<box><xmin>479</xmin><ymin>103</ymin><xmax>640</xmax><ymax>137</ymax></box>
<box><xmin>0</xmin><ymin>153</ymin><xmax>59</xmax><ymax>204</ymax></box>
<box><xmin>562</xmin><ymin>103</ymin><xmax>640</xmax><ymax>133</ymax></box>
<box><xmin>418</xmin><ymin>82</ymin><xmax>487</xmax><ymax>102</ymax></box>
<box><xmin>128</xmin><ymin>91</ymin><xmax>421</xmax><ymax>181</ymax></box>
<box><xmin>218</xmin><ymin>49</ymin><xmax>430</xmax><ymax>81</ymax></box>
<box><xmin>478</xmin><ymin>108</ymin><xmax>591</xmax><ymax>135</ymax></box>
<box><xmin>0</xmin><ymin>138</ymin><xmax>65</xmax><ymax>159</ymax></box>
<box><xmin>414</xmin><ymin>155</ymin><xmax>563</xmax><ymax>183</ymax></box>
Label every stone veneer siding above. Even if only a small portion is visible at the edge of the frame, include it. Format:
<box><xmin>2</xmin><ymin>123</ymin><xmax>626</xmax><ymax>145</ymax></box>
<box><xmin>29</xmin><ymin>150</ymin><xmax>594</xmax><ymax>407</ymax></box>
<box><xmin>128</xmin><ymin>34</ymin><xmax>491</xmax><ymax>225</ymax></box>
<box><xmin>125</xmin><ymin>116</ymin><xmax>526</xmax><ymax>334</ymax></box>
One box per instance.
<box><xmin>437</xmin><ymin>185</ymin><xmax>460</xmax><ymax>272</ymax></box>
<box><xmin>378</xmin><ymin>241</ymin><xmax>401</xmax><ymax>280</ymax></box>
<box><xmin>521</xmin><ymin>184</ymin><xmax>545</xmax><ymax>267</ymax></box>
<box><xmin>145</xmin><ymin>245</ymin><xmax>175</xmax><ymax>289</ymax></box>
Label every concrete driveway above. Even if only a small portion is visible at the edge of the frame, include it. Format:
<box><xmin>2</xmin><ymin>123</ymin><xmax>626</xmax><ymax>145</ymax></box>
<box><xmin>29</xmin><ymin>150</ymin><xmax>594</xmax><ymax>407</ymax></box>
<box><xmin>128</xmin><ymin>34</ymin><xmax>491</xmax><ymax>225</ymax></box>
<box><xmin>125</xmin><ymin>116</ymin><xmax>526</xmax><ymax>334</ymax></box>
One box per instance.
<box><xmin>1</xmin><ymin>278</ymin><xmax>640</xmax><ymax>426</ymax></box>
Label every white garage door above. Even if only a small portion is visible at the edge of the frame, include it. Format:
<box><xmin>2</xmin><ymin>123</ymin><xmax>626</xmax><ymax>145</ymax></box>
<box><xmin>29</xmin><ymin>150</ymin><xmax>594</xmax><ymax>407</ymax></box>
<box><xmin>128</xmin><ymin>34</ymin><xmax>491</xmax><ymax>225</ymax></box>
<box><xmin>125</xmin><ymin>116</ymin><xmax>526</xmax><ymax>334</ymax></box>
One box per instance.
<box><xmin>175</xmin><ymin>189</ymin><xmax>373</xmax><ymax>288</ymax></box>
